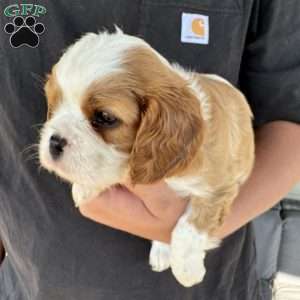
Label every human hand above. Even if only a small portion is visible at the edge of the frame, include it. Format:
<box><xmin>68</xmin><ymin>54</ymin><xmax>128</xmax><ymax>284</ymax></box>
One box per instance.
<box><xmin>79</xmin><ymin>181</ymin><xmax>188</xmax><ymax>243</ymax></box>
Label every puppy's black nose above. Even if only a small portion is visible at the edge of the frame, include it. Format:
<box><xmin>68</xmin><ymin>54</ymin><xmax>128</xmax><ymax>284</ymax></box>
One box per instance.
<box><xmin>49</xmin><ymin>134</ymin><xmax>67</xmax><ymax>160</ymax></box>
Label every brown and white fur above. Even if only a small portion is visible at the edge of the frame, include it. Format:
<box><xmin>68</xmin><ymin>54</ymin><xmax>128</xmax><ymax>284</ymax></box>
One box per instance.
<box><xmin>39</xmin><ymin>29</ymin><xmax>255</xmax><ymax>287</ymax></box>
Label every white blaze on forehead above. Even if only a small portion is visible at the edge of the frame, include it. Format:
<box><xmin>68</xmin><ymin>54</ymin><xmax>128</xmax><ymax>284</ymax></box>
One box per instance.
<box><xmin>55</xmin><ymin>30</ymin><xmax>149</xmax><ymax>102</ymax></box>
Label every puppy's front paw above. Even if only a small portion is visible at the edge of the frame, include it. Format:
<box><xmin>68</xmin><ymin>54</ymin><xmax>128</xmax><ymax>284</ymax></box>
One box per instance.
<box><xmin>170</xmin><ymin>220</ymin><xmax>207</xmax><ymax>287</ymax></box>
<box><xmin>72</xmin><ymin>184</ymin><xmax>96</xmax><ymax>207</ymax></box>
<box><xmin>169</xmin><ymin>206</ymin><xmax>220</xmax><ymax>287</ymax></box>
<box><xmin>149</xmin><ymin>241</ymin><xmax>171</xmax><ymax>272</ymax></box>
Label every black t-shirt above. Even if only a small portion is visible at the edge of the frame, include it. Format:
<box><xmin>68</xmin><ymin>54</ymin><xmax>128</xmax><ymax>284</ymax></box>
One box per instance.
<box><xmin>0</xmin><ymin>1</ymin><xmax>299</xmax><ymax>299</ymax></box>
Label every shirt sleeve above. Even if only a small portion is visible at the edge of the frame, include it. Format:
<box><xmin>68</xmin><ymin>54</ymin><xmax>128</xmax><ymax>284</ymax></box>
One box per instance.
<box><xmin>239</xmin><ymin>0</ymin><xmax>300</xmax><ymax>127</ymax></box>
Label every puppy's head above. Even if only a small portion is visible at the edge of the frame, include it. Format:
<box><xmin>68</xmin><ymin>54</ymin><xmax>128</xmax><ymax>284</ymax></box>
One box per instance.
<box><xmin>39</xmin><ymin>30</ymin><xmax>204</xmax><ymax>187</ymax></box>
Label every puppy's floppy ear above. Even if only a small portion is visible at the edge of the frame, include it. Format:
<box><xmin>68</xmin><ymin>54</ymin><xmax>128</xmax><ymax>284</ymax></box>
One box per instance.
<box><xmin>129</xmin><ymin>83</ymin><xmax>205</xmax><ymax>185</ymax></box>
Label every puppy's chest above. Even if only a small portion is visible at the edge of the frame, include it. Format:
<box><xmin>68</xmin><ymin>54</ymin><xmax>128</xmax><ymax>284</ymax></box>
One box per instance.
<box><xmin>72</xmin><ymin>184</ymin><xmax>106</xmax><ymax>207</ymax></box>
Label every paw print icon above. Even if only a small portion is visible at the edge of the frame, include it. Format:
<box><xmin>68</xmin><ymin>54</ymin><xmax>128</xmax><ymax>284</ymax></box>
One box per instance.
<box><xmin>4</xmin><ymin>16</ymin><xmax>45</xmax><ymax>48</ymax></box>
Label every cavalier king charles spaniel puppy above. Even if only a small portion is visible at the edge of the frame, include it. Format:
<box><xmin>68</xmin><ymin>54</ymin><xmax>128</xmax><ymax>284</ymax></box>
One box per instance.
<box><xmin>39</xmin><ymin>29</ymin><xmax>254</xmax><ymax>287</ymax></box>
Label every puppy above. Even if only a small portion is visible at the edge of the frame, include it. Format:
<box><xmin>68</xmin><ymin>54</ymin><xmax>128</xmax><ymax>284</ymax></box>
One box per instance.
<box><xmin>39</xmin><ymin>29</ymin><xmax>254</xmax><ymax>287</ymax></box>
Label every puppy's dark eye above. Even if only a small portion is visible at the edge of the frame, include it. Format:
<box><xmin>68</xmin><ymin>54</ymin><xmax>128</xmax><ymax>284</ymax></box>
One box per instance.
<box><xmin>91</xmin><ymin>111</ymin><xmax>119</xmax><ymax>129</ymax></box>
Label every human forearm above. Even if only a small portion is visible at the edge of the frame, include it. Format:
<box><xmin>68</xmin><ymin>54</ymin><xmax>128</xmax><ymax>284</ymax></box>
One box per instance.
<box><xmin>214</xmin><ymin>121</ymin><xmax>300</xmax><ymax>239</ymax></box>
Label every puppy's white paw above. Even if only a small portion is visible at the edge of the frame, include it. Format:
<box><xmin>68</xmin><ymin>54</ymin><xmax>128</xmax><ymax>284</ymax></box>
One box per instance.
<box><xmin>170</xmin><ymin>213</ymin><xmax>219</xmax><ymax>287</ymax></box>
<box><xmin>170</xmin><ymin>222</ymin><xmax>206</xmax><ymax>287</ymax></box>
<box><xmin>149</xmin><ymin>241</ymin><xmax>171</xmax><ymax>272</ymax></box>
<box><xmin>72</xmin><ymin>184</ymin><xmax>97</xmax><ymax>207</ymax></box>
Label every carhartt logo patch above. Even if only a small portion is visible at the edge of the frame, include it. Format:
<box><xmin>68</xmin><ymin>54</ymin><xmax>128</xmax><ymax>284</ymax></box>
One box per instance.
<box><xmin>181</xmin><ymin>13</ymin><xmax>209</xmax><ymax>45</ymax></box>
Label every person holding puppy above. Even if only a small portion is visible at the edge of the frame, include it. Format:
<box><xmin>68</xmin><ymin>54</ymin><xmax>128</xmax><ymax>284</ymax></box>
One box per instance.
<box><xmin>1</xmin><ymin>1</ymin><xmax>300</xmax><ymax>300</ymax></box>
